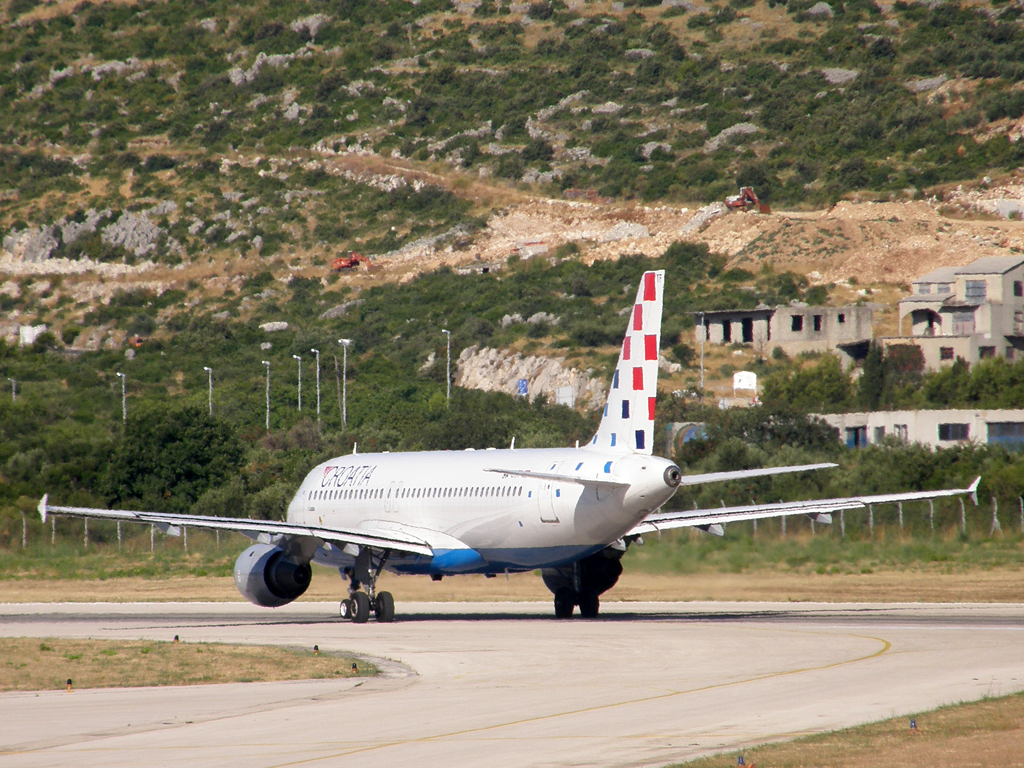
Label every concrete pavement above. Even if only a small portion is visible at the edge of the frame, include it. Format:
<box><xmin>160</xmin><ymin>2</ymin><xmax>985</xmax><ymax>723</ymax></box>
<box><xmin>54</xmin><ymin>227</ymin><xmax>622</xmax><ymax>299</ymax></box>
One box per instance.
<box><xmin>1</xmin><ymin>601</ymin><xmax>1022</xmax><ymax>768</ymax></box>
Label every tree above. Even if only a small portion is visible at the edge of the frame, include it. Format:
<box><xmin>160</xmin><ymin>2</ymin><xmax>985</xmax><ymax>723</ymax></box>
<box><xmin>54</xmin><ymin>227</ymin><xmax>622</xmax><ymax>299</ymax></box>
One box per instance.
<box><xmin>106</xmin><ymin>404</ymin><xmax>245</xmax><ymax>512</ymax></box>
<box><xmin>859</xmin><ymin>343</ymin><xmax>885</xmax><ymax>409</ymax></box>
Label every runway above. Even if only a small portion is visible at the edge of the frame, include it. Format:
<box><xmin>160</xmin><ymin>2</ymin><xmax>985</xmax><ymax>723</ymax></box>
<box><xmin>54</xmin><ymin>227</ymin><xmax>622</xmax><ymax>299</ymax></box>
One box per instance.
<box><xmin>1</xmin><ymin>601</ymin><xmax>1022</xmax><ymax>768</ymax></box>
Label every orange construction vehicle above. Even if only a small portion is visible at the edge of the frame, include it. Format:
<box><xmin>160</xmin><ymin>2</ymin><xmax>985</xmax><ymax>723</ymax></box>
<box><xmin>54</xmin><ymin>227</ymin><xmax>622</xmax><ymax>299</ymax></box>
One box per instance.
<box><xmin>332</xmin><ymin>251</ymin><xmax>373</xmax><ymax>272</ymax></box>
<box><xmin>725</xmin><ymin>187</ymin><xmax>770</xmax><ymax>214</ymax></box>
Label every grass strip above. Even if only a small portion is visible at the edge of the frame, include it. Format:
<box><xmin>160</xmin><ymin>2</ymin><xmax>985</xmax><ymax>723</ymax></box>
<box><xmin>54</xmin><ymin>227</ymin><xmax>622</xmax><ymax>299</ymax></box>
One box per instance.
<box><xmin>0</xmin><ymin>637</ymin><xmax>375</xmax><ymax>692</ymax></box>
<box><xmin>669</xmin><ymin>691</ymin><xmax>1024</xmax><ymax>768</ymax></box>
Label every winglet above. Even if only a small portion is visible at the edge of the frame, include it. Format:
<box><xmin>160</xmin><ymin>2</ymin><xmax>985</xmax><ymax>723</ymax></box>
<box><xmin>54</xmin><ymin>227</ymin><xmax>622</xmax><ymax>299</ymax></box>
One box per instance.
<box><xmin>968</xmin><ymin>476</ymin><xmax>981</xmax><ymax>506</ymax></box>
<box><xmin>38</xmin><ymin>494</ymin><xmax>48</xmax><ymax>523</ymax></box>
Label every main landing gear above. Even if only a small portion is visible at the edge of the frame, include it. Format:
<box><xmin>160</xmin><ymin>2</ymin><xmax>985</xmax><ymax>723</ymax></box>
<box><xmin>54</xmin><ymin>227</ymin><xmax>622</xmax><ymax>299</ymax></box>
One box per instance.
<box><xmin>339</xmin><ymin>549</ymin><xmax>395</xmax><ymax>623</ymax></box>
<box><xmin>543</xmin><ymin>548</ymin><xmax>624</xmax><ymax>619</ymax></box>
<box><xmin>553</xmin><ymin>587</ymin><xmax>601</xmax><ymax>619</ymax></box>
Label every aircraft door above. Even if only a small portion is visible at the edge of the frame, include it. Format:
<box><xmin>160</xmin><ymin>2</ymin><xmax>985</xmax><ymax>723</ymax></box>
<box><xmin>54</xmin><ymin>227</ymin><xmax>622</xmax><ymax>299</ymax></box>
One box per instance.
<box><xmin>385</xmin><ymin>482</ymin><xmax>396</xmax><ymax>514</ymax></box>
<box><xmin>540</xmin><ymin>462</ymin><xmax>561</xmax><ymax>523</ymax></box>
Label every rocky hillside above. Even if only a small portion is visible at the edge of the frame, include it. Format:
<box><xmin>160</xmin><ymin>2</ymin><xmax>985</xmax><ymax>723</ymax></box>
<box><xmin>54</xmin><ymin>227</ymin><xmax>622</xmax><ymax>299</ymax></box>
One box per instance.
<box><xmin>6</xmin><ymin>0</ymin><xmax>1024</xmax><ymax>275</ymax></box>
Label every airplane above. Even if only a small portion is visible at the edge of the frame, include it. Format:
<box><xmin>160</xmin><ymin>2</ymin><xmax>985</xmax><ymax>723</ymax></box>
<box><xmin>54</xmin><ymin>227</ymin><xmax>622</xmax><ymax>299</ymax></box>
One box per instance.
<box><xmin>37</xmin><ymin>270</ymin><xmax>981</xmax><ymax>622</ymax></box>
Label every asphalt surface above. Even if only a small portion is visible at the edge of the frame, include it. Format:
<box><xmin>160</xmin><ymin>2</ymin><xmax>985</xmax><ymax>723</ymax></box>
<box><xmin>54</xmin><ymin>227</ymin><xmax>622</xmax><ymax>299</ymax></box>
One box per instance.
<box><xmin>1</xmin><ymin>601</ymin><xmax>1022</xmax><ymax>768</ymax></box>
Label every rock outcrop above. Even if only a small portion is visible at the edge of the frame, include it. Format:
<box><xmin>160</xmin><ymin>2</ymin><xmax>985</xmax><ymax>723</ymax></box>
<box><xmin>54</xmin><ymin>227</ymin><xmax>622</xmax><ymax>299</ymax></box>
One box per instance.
<box><xmin>456</xmin><ymin>345</ymin><xmax>605</xmax><ymax>407</ymax></box>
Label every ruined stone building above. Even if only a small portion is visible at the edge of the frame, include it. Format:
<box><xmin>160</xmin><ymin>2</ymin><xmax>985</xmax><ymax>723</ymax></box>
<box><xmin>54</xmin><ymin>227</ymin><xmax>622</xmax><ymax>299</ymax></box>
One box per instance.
<box><xmin>692</xmin><ymin>304</ymin><xmax>873</xmax><ymax>366</ymax></box>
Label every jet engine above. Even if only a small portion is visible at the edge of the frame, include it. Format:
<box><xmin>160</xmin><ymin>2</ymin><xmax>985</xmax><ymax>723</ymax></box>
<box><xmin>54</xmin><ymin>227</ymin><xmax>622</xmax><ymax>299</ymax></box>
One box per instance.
<box><xmin>233</xmin><ymin>543</ymin><xmax>312</xmax><ymax>607</ymax></box>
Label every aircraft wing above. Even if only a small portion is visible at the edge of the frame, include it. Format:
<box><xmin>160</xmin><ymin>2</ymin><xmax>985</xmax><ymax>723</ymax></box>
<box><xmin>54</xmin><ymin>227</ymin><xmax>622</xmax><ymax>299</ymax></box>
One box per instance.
<box><xmin>677</xmin><ymin>462</ymin><xmax>838</xmax><ymax>486</ymax></box>
<box><xmin>37</xmin><ymin>495</ymin><xmax>434</xmax><ymax>556</ymax></box>
<box><xmin>628</xmin><ymin>477</ymin><xmax>981</xmax><ymax>537</ymax></box>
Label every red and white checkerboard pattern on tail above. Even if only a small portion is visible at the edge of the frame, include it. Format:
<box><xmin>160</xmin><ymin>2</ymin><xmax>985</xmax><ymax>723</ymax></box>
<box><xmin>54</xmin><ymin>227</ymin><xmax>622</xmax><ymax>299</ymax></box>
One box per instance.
<box><xmin>590</xmin><ymin>270</ymin><xmax>664</xmax><ymax>455</ymax></box>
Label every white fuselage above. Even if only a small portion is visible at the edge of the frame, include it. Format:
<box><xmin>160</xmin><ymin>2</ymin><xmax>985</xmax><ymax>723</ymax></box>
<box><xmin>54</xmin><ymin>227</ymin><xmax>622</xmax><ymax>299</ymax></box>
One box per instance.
<box><xmin>288</xmin><ymin>447</ymin><xmax>679</xmax><ymax>575</ymax></box>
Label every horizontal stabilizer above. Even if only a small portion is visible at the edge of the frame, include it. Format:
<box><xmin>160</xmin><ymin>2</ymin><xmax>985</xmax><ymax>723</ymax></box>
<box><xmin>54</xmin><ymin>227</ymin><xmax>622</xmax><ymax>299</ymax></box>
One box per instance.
<box><xmin>483</xmin><ymin>467</ymin><xmax>630</xmax><ymax>489</ymax></box>
<box><xmin>679</xmin><ymin>463</ymin><xmax>837</xmax><ymax>486</ymax></box>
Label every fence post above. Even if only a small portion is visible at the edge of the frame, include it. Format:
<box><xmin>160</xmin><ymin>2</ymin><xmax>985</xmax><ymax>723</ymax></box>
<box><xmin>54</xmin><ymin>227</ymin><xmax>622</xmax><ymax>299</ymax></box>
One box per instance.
<box><xmin>117</xmin><ymin>521</ymin><xmax>122</xmax><ymax>553</ymax></box>
<box><xmin>51</xmin><ymin>516</ymin><xmax>55</xmax><ymax>545</ymax></box>
<box><xmin>991</xmin><ymin>497</ymin><xmax>1002</xmax><ymax>537</ymax></box>
<box><xmin>869</xmin><ymin>504</ymin><xmax>874</xmax><ymax>536</ymax></box>
<box><xmin>898</xmin><ymin>501</ymin><xmax>903</xmax><ymax>531</ymax></box>
<box><xmin>840</xmin><ymin>509</ymin><xmax>845</xmax><ymax>537</ymax></box>
<box><xmin>84</xmin><ymin>519</ymin><xmax>89</xmax><ymax>548</ymax></box>
<box><xmin>781</xmin><ymin>515</ymin><xmax>786</xmax><ymax>537</ymax></box>
<box><xmin>928</xmin><ymin>499</ymin><xmax>934</xmax><ymax>534</ymax></box>
<box><xmin>21</xmin><ymin>512</ymin><xmax>27</xmax><ymax>550</ymax></box>
<box><xmin>150</xmin><ymin>523</ymin><xmax>155</xmax><ymax>552</ymax></box>
<box><xmin>183</xmin><ymin>525</ymin><xmax>188</xmax><ymax>552</ymax></box>
<box><xmin>216</xmin><ymin>529</ymin><xmax>220</xmax><ymax>549</ymax></box>
<box><xmin>960</xmin><ymin>498</ymin><xmax>966</xmax><ymax>534</ymax></box>
<box><xmin>1019</xmin><ymin>496</ymin><xmax>1023</xmax><ymax>534</ymax></box>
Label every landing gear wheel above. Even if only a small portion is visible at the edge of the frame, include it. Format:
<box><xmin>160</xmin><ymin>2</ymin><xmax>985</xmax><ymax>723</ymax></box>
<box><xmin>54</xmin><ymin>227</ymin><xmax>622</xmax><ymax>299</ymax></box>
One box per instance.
<box><xmin>553</xmin><ymin>588</ymin><xmax>575</xmax><ymax>619</ymax></box>
<box><xmin>374</xmin><ymin>591</ymin><xmax>395</xmax><ymax>623</ymax></box>
<box><xmin>350</xmin><ymin>592</ymin><xmax>370</xmax><ymax>623</ymax></box>
<box><xmin>339</xmin><ymin>599</ymin><xmax>353</xmax><ymax>619</ymax></box>
<box><xmin>577</xmin><ymin>591</ymin><xmax>600</xmax><ymax>619</ymax></box>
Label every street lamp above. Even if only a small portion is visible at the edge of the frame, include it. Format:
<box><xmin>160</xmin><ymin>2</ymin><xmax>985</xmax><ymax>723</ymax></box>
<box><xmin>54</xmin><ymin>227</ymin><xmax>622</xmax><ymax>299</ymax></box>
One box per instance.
<box><xmin>7</xmin><ymin>377</ymin><xmax>14</xmax><ymax>403</ymax></box>
<box><xmin>339</xmin><ymin>339</ymin><xmax>352</xmax><ymax>430</ymax></box>
<box><xmin>697</xmin><ymin>311</ymin><xmax>705</xmax><ymax>394</ymax></box>
<box><xmin>441</xmin><ymin>329</ymin><xmax>451</xmax><ymax>408</ymax></box>
<box><xmin>292</xmin><ymin>354</ymin><xmax>302</xmax><ymax>412</ymax></box>
<box><xmin>116</xmin><ymin>372</ymin><xmax>126</xmax><ymax>422</ymax></box>
<box><xmin>203</xmin><ymin>366</ymin><xmax>213</xmax><ymax>416</ymax></box>
<box><xmin>261</xmin><ymin>360</ymin><xmax>271</xmax><ymax>432</ymax></box>
<box><xmin>310</xmin><ymin>348</ymin><xmax>321</xmax><ymax>424</ymax></box>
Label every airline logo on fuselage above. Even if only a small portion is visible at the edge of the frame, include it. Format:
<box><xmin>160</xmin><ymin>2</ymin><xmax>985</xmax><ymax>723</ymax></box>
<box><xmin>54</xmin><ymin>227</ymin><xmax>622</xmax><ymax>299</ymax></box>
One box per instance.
<box><xmin>320</xmin><ymin>464</ymin><xmax>376</xmax><ymax>488</ymax></box>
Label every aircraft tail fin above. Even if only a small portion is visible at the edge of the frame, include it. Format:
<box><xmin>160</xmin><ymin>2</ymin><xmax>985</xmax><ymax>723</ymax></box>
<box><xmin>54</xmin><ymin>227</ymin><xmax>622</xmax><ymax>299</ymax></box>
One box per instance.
<box><xmin>589</xmin><ymin>270</ymin><xmax>665</xmax><ymax>455</ymax></box>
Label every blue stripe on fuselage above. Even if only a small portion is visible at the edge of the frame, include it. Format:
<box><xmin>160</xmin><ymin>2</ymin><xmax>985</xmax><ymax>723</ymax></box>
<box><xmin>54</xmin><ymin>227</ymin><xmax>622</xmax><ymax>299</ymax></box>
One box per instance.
<box><xmin>388</xmin><ymin>544</ymin><xmax>606</xmax><ymax>576</ymax></box>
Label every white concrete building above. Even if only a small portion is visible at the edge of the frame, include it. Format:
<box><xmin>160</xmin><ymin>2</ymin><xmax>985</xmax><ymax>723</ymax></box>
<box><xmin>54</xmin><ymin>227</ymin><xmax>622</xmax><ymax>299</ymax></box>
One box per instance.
<box><xmin>820</xmin><ymin>409</ymin><xmax>1024</xmax><ymax>449</ymax></box>
<box><xmin>892</xmin><ymin>255</ymin><xmax>1024</xmax><ymax>370</ymax></box>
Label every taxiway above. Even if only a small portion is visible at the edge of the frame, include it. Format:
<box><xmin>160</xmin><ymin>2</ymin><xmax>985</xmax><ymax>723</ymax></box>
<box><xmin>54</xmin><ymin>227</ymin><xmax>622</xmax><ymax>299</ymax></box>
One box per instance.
<box><xmin>1</xmin><ymin>601</ymin><xmax>1022</xmax><ymax>768</ymax></box>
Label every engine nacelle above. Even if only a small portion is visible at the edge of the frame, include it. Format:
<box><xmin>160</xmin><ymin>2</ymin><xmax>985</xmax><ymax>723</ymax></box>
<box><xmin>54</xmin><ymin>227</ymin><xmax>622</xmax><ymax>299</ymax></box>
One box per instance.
<box><xmin>233</xmin><ymin>543</ymin><xmax>312</xmax><ymax>608</ymax></box>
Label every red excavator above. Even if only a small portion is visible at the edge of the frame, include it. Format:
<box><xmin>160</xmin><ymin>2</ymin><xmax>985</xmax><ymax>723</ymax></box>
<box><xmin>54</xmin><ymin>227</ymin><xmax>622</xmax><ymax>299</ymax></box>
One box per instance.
<box><xmin>332</xmin><ymin>252</ymin><xmax>373</xmax><ymax>272</ymax></box>
<box><xmin>725</xmin><ymin>187</ymin><xmax>770</xmax><ymax>214</ymax></box>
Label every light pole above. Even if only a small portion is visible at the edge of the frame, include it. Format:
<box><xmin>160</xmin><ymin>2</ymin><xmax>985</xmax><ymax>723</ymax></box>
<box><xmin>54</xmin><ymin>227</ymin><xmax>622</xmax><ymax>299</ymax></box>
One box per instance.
<box><xmin>292</xmin><ymin>354</ymin><xmax>302</xmax><ymax>412</ymax></box>
<box><xmin>7</xmin><ymin>377</ymin><xmax>14</xmax><ymax>403</ymax></box>
<box><xmin>310</xmin><ymin>348</ymin><xmax>320</xmax><ymax>424</ymax></box>
<box><xmin>261</xmin><ymin>360</ymin><xmax>271</xmax><ymax>432</ymax></box>
<box><xmin>203</xmin><ymin>366</ymin><xmax>213</xmax><ymax>416</ymax></box>
<box><xmin>116</xmin><ymin>372</ymin><xmax>126</xmax><ymax>422</ymax></box>
<box><xmin>339</xmin><ymin>339</ymin><xmax>352</xmax><ymax>430</ymax></box>
<box><xmin>441</xmin><ymin>329</ymin><xmax>451</xmax><ymax>408</ymax></box>
<box><xmin>697</xmin><ymin>311</ymin><xmax>705</xmax><ymax>395</ymax></box>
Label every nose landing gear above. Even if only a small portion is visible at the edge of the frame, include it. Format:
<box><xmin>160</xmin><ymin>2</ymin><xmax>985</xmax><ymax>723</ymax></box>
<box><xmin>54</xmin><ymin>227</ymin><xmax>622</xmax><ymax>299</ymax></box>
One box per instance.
<box><xmin>339</xmin><ymin>549</ymin><xmax>395</xmax><ymax>623</ymax></box>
